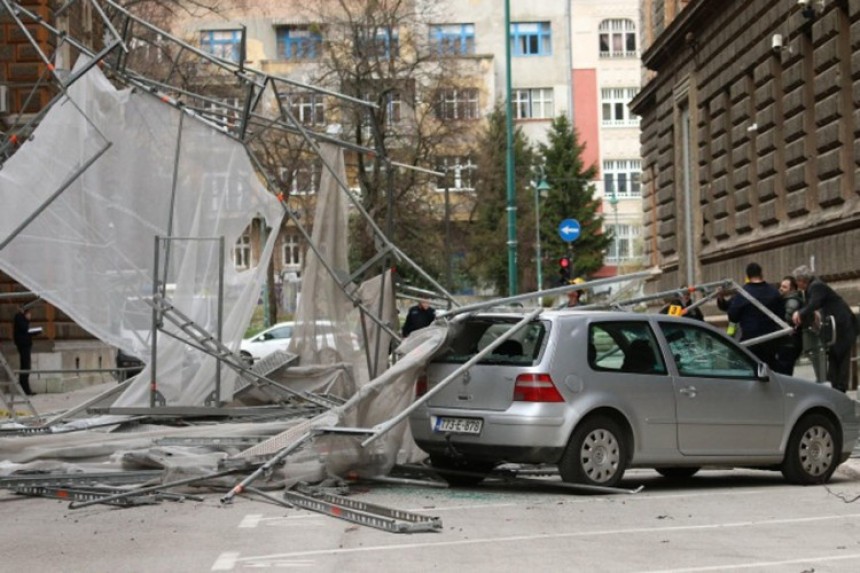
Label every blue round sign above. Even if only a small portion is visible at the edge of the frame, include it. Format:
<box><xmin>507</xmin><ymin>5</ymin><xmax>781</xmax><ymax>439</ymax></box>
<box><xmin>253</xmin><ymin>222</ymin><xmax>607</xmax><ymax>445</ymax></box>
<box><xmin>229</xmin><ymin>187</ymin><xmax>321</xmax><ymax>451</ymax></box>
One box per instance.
<box><xmin>558</xmin><ymin>219</ymin><xmax>581</xmax><ymax>242</ymax></box>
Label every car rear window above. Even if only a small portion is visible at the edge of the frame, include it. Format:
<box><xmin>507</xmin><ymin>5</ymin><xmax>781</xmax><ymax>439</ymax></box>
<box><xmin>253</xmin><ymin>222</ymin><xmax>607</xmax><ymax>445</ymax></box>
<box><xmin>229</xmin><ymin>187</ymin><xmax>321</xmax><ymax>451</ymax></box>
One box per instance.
<box><xmin>433</xmin><ymin>318</ymin><xmax>546</xmax><ymax>365</ymax></box>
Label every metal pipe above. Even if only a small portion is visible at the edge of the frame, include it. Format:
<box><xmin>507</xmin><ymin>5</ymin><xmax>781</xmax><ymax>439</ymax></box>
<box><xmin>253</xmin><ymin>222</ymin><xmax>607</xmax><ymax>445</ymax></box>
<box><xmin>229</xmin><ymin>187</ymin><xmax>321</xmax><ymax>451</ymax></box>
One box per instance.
<box><xmin>504</xmin><ymin>0</ymin><xmax>518</xmax><ymax>296</ymax></box>
<box><xmin>437</xmin><ymin>268</ymin><xmax>662</xmax><ymax>319</ymax></box>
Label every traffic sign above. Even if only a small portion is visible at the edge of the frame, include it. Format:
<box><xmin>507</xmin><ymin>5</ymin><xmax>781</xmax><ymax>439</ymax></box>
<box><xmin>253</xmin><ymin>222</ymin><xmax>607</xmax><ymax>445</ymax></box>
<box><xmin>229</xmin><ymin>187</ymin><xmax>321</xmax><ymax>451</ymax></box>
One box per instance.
<box><xmin>558</xmin><ymin>219</ymin><xmax>581</xmax><ymax>242</ymax></box>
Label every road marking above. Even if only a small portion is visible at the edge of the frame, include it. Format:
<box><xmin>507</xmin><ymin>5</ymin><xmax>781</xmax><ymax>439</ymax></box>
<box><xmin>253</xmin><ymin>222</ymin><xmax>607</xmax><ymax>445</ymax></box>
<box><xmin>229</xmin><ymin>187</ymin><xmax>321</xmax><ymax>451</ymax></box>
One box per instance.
<box><xmin>211</xmin><ymin>552</ymin><xmax>239</xmax><ymax>571</ymax></box>
<box><xmin>217</xmin><ymin>512</ymin><xmax>860</xmax><ymax>565</ymax></box>
<box><xmin>239</xmin><ymin>514</ymin><xmax>263</xmax><ymax>528</ymax></box>
<box><xmin>641</xmin><ymin>552</ymin><xmax>860</xmax><ymax>572</ymax></box>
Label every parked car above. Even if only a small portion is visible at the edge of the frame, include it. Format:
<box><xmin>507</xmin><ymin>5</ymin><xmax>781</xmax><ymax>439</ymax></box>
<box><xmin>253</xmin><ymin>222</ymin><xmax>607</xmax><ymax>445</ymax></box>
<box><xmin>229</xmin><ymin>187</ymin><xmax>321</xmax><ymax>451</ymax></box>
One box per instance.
<box><xmin>239</xmin><ymin>320</ymin><xmax>359</xmax><ymax>363</ymax></box>
<box><xmin>409</xmin><ymin>310</ymin><xmax>860</xmax><ymax>487</ymax></box>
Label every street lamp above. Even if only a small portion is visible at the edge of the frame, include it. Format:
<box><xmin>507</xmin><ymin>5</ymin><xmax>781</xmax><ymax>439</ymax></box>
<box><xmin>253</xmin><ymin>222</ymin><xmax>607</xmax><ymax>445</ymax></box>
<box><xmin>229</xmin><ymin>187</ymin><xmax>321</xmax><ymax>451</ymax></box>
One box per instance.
<box><xmin>533</xmin><ymin>170</ymin><xmax>551</xmax><ymax>292</ymax></box>
<box><xmin>608</xmin><ymin>185</ymin><xmax>619</xmax><ymax>274</ymax></box>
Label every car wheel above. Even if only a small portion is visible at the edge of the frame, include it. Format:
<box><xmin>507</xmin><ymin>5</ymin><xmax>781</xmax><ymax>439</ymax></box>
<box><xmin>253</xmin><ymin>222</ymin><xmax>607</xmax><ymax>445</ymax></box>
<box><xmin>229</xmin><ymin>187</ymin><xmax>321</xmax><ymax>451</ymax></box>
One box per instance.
<box><xmin>240</xmin><ymin>351</ymin><xmax>254</xmax><ymax>366</ymax></box>
<box><xmin>656</xmin><ymin>467</ymin><xmax>700</xmax><ymax>479</ymax></box>
<box><xmin>429</xmin><ymin>456</ymin><xmax>495</xmax><ymax>487</ymax></box>
<box><xmin>559</xmin><ymin>415</ymin><xmax>628</xmax><ymax>488</ymax></box>
<box><xmin>781</xmin><ymin>413</ymin><xmax>840</xmax><ymax>485</ymax></box>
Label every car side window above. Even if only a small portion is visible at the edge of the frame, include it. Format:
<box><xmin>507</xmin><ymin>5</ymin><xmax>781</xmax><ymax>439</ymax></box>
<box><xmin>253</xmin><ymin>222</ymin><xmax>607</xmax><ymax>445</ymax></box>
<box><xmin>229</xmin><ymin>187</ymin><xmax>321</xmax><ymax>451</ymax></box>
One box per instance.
<box><xmin>269</xmin><ymin>326</ymin><xmax>292</xmax><ymax>339</ymax></box>
<box><xmin>588</xmin><ymin>322</ymin><xmax>666</xmax><ymax>375</ymax></box>
<box><xmin>659</xmin><ymin>322</ymin><xmax>756</xmax><ymax>379</ymax></box>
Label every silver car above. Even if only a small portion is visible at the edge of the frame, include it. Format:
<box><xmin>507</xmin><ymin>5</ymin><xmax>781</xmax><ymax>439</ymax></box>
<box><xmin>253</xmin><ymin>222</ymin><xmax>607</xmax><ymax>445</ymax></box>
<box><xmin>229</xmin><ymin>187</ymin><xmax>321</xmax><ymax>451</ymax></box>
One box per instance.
<box><xmin>408</xmin><ymin>310</ymin><xmax>860</xmax><ymax>487</ymax></box>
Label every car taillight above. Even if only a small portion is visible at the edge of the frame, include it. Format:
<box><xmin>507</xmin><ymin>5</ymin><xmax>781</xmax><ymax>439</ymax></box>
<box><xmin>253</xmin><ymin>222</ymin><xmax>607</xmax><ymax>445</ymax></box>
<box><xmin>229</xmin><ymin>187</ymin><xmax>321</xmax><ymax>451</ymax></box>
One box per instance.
<box><xmin>415</xmin><ymin>371</ymin><xmax>428</xmax><ymax>398</ymax></box>
<box><xmin>513</xmin><ymin>373</ymin><xmax>564</xmax><ymax>402</ymax></box>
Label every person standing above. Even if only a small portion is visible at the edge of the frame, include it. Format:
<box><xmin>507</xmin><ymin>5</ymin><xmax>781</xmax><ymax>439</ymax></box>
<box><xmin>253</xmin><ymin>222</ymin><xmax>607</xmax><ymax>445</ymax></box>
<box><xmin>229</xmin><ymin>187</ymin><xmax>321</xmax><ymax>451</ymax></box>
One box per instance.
<box><xmin>717</xmin><ymin>262</ymin><xmax>784</xmax><ymax>369</ymax></box>
<box><xmin>402</xmin><ymin>299</ymin><xmax>436</xmax><ymax>338</ymax></box>
<box><xmin>774</xmin><ymin>276</ymin><xmax>803</xmax><ymax>376</ymax></box>
<box><xmin>792</xmin><ymin>265</ymin><xmax>857</xmax><ymax>392</ymax></box>
<box><xmin>13</xmin><ymin>307</ymin><xmax>35</xmax><ymax>395</ymax></box>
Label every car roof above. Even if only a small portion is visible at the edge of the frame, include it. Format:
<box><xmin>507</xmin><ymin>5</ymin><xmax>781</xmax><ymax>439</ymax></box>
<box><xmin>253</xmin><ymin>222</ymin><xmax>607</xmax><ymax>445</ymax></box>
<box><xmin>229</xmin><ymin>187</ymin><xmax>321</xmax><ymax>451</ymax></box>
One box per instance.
<box><xmin>455</xmin><ymin>308</ymin><xmax>707</xmax><ymax>324</ymax></box>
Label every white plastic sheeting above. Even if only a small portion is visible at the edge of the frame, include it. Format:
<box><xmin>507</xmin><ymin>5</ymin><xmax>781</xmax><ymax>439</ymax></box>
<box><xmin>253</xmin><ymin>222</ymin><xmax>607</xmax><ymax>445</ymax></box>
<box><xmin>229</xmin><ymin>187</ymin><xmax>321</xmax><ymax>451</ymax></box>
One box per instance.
<box><xmin>0</xmin><ymin>59</ymin><xmax>283</xmax><ymax>405</ymax></box>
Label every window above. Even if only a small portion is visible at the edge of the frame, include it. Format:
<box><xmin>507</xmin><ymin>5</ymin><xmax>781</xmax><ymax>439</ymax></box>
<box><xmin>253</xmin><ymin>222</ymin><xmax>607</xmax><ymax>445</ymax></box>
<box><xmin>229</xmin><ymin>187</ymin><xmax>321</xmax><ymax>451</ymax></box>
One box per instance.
<box><xmin>430</xmin><ymin>23</ymin><xmax>475</xmax><ymax>56</ymax></box>
<box><xmin>200</xmin><ymin>29</ymin><xmax>242</xmax><ymax>62</ymax></box>
<box><xmin>659</xmin><ymin>323</ymin><xmax>757</xmax><ymax>379</ymax></box>
<box><xmin>234</xmin><ymin>230</ymin><xmax>251</xmax><ymax>269</ymax></box>
<box><xmin>513</xmin><ymin>88</ymin><xmax>554</xmax><ymax>119</ymax></box>
<box><xmin>434</xmin><ymin>88</ymin><xmax>479</xmax><ymax>121</ymax></box>
<box><xmin>201</xmin><ymin>97</ymin><xmax>240</xmax><ymax>131</ymax></box>
<box><xmin>599</xmin><ymin>19</ymin><xmax>637</xmax><ymax>58</ymax></box>
<box><xmin>510</xmin><ymin>22</ymin><xmax>552</xmax><ymax>56</ymax></box>
<box><xmin>282</xmin><ymin>233</ymin><xmax>302</xmax><ymax>268</ymax></box>
<box><xmin>284</xmin><ymin>92</ymin><xmax>325</xmax><ymax>125</ymax></box>
<box><xmin>433</xmin><ymin>317</ymin><xmax>547</xmax><ymax>366</ymax></box>
<box><xmin>357</xmin><ymin>26</ymin><xmax>399</xmax><ymax>58</ymax></box>
<box><xmin>436</xmin><ymin>156</ymin><xmax>476</xmax><ymax>191</ymax></box>
<box><xmin>276</xmin><ymin>25</ymin><xmax>322</xmax><ymax>61</ymax></box>
<box><xmin>603</xmin><ymin>160</ymin><xmax>642</xmax><ymax>198</ymax></box>
<box><xmin>605</xmin><ymin>224</ymin><xmax>641</xmax><ymax>263</ymax></box>
<box><xmin>601</xmin><ymin>87</ymin><xmax>640</xmax><ymax>126</ymax></box>
<box><xmin>362</xmin><ymin>90</ymin><xmax>403</xmax><ymax>131</ymax></box>
<box><xmin>279</xmin><ymin>161</ymin><xmax>321</xmax><ymax>195</ymax></box>
<box><xmin>588</xmin><ymin>322</ymin><xmax>666</xmax><ymax>374</ymax></box>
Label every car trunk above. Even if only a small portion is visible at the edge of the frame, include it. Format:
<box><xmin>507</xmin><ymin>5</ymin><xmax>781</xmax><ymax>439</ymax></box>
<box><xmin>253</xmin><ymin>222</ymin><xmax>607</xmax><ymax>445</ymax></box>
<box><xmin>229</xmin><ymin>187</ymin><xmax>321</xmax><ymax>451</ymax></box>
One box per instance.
<box><xmin>424</xmin><ymin>316</ymin><xmax>548</xmax><ymax>411</ymax></box>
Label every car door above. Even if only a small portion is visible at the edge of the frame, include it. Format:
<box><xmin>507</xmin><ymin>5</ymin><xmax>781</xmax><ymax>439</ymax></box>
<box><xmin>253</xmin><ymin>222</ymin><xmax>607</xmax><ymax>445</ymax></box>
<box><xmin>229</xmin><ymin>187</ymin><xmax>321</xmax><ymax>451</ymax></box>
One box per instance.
<box><xmin>585</xmin><ymin>320</ymin><xmax>678</xmax><ymax>460</ymax></box>
<box><xmin>657</xmin><ymin>321</ymin><xmax>784</xmax><ymax>456</ymax></box>
<box><xmin>253</xmin><ymin>324</ymin><xmax>293</xmax><ymax>358</ymax></box>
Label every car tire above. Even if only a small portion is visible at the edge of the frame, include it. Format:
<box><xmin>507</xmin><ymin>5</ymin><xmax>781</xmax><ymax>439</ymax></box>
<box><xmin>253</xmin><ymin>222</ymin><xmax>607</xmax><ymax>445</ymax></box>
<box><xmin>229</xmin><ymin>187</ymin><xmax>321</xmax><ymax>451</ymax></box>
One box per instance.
<box><xmin>429</xmin><ymin>456</ymin><xmax>495</xmax><ymax>487</ymax></box>
<box><xmin>781</xmin><ymin>413</ymin><xmax>841</xmax><ymax>485</ymax></box>
<box><xmin>240</xmin><ymin>351</ymin><xmax>254</xmax><ymax>366</ymax></box>
<box><xmin>656</xmin><ymin>467</ymin><xmax>700</xmax><ymax>479</ymax></box>
<box><xmin>559</xmin><ymin>415</ymin><xmax>628</xmax><ymax>488</ymax></box>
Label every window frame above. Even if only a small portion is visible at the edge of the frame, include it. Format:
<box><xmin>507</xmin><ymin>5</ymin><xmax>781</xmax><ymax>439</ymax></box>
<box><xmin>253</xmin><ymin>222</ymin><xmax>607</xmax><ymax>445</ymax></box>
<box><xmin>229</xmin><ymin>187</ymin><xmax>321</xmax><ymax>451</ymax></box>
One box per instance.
<box><xmin>598</xmin><ymin>19</ymin><xmax>637</xmax><ymax>58</ymax></box>
<box><xmin>434</xmin><ymin>88</ymin><xmax>480</xmax><ymax>121</ymax></box>
<box><xmin>658</xmin><ymin>322</ymin><xmax>759</xmax><ymax>380</ymax></box>
<box><xmin>513</xmin><ymin>87</ymin><xmax>554</xmax><ymax>119</ymax></box>
<box><xmin>587</xmin><ymin>321</ymin><xmax>666</xmax><ymax>375</ymax></box>
<box><xmin>600</xmin><ymin>87</ymin><xmax>640</xmax><ymax>126</ymax></box>
<box><xmin>276</xmin><ymin>25</ymin><xmax>323</xmax><ymax>61</ymax></box>
<box><xmin>430</xmin><ymin>23</ymin><xmax>476</xmax><ymax>56</ymax></box>
<box><xmin>510</xmin><ymin>22</ymin><xmax>552</xmax><ymax>56</ymax></box>
<box><xmin>200</xmin><ymin>29</ymin><xmax>242</xmax><ymax>63</ymax></box>
<box><xmin>603</xmin><ymin>159</ymin><xmax>642</xmax><ymax>199</ymax></box>
<box><xmin>234</xmin><ymin>229</ymin><xmax>251</xmax><ymax>269</ymax></box>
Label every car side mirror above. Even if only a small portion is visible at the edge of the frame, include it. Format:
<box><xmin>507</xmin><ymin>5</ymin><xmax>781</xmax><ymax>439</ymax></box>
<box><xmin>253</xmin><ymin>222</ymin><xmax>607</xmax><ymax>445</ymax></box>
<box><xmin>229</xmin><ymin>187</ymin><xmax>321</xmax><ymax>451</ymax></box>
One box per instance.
<box><xmin>757</xmin><ymin>362</ymin><xmax>770</xmax><ymax>381</ymax></box>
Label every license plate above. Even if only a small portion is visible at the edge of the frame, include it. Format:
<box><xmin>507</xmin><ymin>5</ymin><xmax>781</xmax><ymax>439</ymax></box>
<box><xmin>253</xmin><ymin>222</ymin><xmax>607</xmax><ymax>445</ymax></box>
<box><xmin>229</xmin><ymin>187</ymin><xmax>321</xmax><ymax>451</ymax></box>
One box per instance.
<box><xmin>432</xmin><ymin>416</ymin><xmax>483</xmax><ymax>435</ymax></box>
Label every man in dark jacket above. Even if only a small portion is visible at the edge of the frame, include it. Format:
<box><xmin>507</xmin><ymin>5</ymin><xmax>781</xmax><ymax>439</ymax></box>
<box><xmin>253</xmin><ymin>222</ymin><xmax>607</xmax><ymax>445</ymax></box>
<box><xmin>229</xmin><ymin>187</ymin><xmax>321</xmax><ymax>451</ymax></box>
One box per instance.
<box><xmin>13</xmin><ymin>307</ymin><xmax>35</xmax><ymax>395</ymax></box>
<box><xmin>792</xmin><ymin>265</ymin><xmax>857</xmax><ymax>392</ymax></box>
<box><xmin>717</xmin><ymin>262</ymin><xmax>784</xmax><ymax>369</ymax></box>
<box><xmin>402</xmin><ymin>299</ymin><xmax>436</xmax><ymax>338</ymax></box>
<box><xmin>774</xmin><ymin>276</ymin><xmax>804</xmax><ymax>376</ymax></box>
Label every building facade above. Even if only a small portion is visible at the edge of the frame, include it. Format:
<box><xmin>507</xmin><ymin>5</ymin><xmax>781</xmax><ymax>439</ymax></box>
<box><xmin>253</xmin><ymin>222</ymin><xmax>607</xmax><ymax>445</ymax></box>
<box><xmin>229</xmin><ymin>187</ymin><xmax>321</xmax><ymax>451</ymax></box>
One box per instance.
<box><xmin>572</xmin><ymin>0</ymin><xmax>646</xmax><ymax>274</ymax></box>
<box><xmin>632</xmin><ymin>0</ymin><xmax>860</xmax><ymax>305</ymax></box>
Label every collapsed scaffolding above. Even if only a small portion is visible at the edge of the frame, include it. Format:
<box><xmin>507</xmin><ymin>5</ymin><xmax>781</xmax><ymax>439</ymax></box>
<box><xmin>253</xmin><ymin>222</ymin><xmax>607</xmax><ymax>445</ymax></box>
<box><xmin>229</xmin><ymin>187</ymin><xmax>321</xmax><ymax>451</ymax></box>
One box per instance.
<box><xmin>0</xmin><ymin>0</ymin><xmax>806</xmax><ymax>526</ymax></box>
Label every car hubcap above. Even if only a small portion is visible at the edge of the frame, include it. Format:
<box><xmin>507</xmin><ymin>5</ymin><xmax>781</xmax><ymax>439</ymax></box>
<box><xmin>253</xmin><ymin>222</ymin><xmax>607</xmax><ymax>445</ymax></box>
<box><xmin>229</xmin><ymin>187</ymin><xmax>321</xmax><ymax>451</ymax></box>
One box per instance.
<box><xmin>581</xmin><ymin>428</ymin><xmax>619</xmax><ymax>483</ymax></box>
<box><xmin>799</xmin><ymin>425</ymin><xmax>834</xmax><ymax>477</ymax></box>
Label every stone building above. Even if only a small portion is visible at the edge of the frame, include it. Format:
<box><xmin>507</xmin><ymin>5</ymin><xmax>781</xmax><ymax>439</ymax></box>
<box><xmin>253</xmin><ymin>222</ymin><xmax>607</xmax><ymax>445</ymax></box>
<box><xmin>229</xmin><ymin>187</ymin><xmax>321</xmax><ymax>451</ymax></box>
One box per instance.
<box><xmin>632</xmin><ymin>0</ymin><xmax>860</xmax><ymax>305</ymax></box>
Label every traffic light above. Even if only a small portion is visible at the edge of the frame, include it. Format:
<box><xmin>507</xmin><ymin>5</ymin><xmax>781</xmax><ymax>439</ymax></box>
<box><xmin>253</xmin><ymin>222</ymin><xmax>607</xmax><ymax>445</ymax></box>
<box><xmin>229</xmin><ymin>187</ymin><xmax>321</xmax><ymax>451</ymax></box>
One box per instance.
<box><xmin>558</xmin><ymin>256</ymin><xmax>571</xmax><ymax>283</ymax></box>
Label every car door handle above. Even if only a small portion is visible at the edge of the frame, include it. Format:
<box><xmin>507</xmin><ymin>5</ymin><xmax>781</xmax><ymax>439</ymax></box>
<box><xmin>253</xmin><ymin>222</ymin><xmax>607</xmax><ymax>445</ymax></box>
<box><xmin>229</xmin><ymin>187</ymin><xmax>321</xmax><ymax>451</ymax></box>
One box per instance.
<box><xmin>679</xmin><ymin>386</ymin><xmax>697</xmax><ymax>398</ymax></box>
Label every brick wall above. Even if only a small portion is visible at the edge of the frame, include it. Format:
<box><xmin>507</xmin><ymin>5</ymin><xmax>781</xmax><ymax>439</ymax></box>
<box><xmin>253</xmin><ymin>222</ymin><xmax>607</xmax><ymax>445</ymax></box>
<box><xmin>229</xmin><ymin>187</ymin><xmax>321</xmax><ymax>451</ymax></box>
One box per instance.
<box><xmin>634</xmin><ymin>0</ymin><xmax>860</xmax><ymax>304</ymax></box>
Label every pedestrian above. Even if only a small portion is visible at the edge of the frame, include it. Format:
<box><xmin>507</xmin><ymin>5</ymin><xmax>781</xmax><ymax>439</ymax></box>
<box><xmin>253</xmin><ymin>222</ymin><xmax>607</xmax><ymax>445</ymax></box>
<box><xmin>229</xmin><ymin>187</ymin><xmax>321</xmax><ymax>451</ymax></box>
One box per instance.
<box><xmin>791</xmin><ymin>265</ymin><xmax>857</xmax><ymax>392</ymax></box>
<box><xmin>563</xmin><ymin>277</ymin><xmax>586</xmax><ymax>308</ymax></box>
<box><xmin>13</xmin><ymin>306</ymin><xmax>35</xmax><ymax>395</ymax></box>
<box><xmin>773</xmin><ymin>276</ymin><xmax>803</xmax><ymax>376</ymax></box>
<box><xmin>659</xmin><ymin>286</ymin><xmax>703</xmax><ymax>320</ymax></box>
<box><xmin>716</xmin><ymin>262</ymin><xmax>784</xmax><ymax>369</ymax></box>
<box><xmin>402</xmin><ymin>299</ymin><xmax>436</xmax><ymax>337</ymax></box>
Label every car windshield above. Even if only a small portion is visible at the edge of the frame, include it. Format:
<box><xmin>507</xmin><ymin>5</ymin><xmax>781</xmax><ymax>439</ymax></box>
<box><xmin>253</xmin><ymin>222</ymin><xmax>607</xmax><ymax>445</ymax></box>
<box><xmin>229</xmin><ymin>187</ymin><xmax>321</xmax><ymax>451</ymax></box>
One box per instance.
<box><xmin>433</xmin><ymin>317</ymin><xmax>546</xmax><ymax>365</ymax></box>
